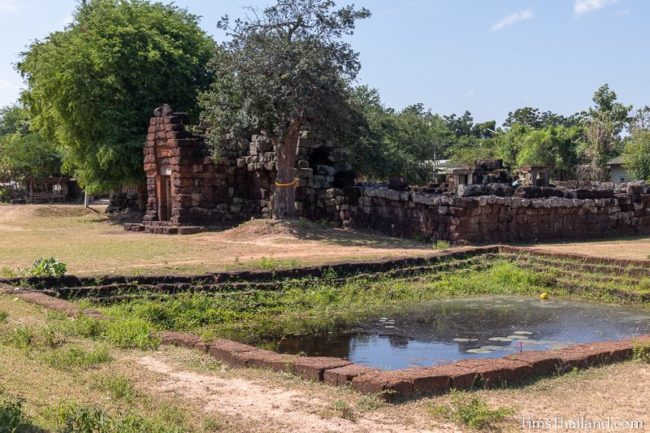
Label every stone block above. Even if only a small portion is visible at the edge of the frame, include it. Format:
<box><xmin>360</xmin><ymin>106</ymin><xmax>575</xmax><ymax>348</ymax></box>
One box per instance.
<box><xmin>207</xmin><ymin>339</ymin><xmax>258</xmax><ymax>366</ymax></box>
<box><xmin>323</xmin><ymin>364</ymin><xmax>379</xmax><ymax>386</ymax></box>
<box><xmin>292</xmin><ymin>357</ymin><xmax>351</xmax><ymax>381</ymax></box>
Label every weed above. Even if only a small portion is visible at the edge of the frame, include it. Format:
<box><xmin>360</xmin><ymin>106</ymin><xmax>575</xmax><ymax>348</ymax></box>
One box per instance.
<box><xmin>8</xmin><ymin>326</ymin><xmax>34</xmax><ymax>349</ymax></box>
<box><xmin>0</xmin><ymin>310</ymin><xmax>7</xmax><ymax>323</ymax></box>
<box><xmin>202</xmin><ymin>417</ymin><xmax>224</xmax><ymax>432</ymax></box>
<box><xmin>331</xmin><ymin>399</ymin><xmax>357</xmax><ymax>422</ymax></box>
<box><xmin>0</xmin><ymin>267</ymin><xmax>18</xmax><ymax>278</ymax></box>
<box><xmin>355</xmin><ymin>394</ymin><xmax>385</xmax><ymax>412</ymax></box>
<box><xmin>633</xmin><ymin>342</ymin><xmax>650</xmax><ymax>363</ymax></box>
<box><xmin>430</xmin><ymin>390</ymin><xmax>514</xmax><ymax>430</ymax></box>
<box><xmin>70</xmin><ymin>315</ymin><xmax>106</xmax><ymax>339</ymax></box>
<box><xmin>105</xmin><ymin>318</ymin><xmax>159</xmax><ymax>350</ymax></box>
<box><xmin>24</xmin><ymin>257</ymin><xmax>67</xmax><ymax>277</ymax></box>
<box><xmin>433</xmin><ymin>240</ymin><xmax>450</xmax><ymax>250</ymax></box>
<box><xmin>49</xmin><ymin>402</ymin><xmax>187</xmax><ymax>433</ymax></box>
<box><xmin>92</xmin><ymin>375</ymin><xmax>137</xmax><ymax>402</ymax></box>
<box><xmin>44</xmin><ymin>345</ymin><xmax>112</xmax><ymax>370</ymax></box>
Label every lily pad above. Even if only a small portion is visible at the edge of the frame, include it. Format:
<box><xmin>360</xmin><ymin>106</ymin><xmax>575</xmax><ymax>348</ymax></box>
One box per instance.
<box><xmin>488</xmin><ymin>337</ymin><xmax>513</xmax><ymax>342</ymax></box>
<box><xmin>480</xmin><ymin>345</ymin><xmax>508</xmax><ymax>351</ymax></box>
<box><xmin>514</xmin><ymin>331</ymin><xmax>534</xmax><ymax>335</ymax></box>
<box><xmin>453</xmin><ymin>338</ymin><xmax>478</xmax><ymax>342</ymax></box>
<box><xmin>507</xmin><ymin>335</ymin><xmax>529</xmax><ymax>340</ymax></box>
<box><xmin>467</xmin><ymin>348</ymin><xmax>493</xmax><ymax>354</ymax></box>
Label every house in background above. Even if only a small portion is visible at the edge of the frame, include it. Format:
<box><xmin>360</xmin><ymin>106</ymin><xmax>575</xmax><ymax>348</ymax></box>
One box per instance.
<box><xmin>607</xmin><ymin>156</ymin><xmax>633</xmax><ymax>183</ymax></box>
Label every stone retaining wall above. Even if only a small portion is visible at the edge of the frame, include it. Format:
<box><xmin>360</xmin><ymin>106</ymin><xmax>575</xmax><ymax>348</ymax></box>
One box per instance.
<box><xmin>320</xmin><ymin>186</ymin><xmax>650</xmax><ymax>243</ymax></box>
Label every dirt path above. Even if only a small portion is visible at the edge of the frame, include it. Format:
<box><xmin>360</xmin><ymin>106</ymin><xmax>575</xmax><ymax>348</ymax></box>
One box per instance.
<box><xmin>137</xmin><ymin>355</ymin><xmax>448</xmax><ymax>433</ymax></box>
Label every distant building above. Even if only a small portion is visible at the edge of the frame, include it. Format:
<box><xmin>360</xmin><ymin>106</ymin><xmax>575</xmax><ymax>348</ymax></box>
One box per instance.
<box><xmin>606</xmin><ymin>156</ymin><xmax>633</xmax><ymax>183</ymax></box>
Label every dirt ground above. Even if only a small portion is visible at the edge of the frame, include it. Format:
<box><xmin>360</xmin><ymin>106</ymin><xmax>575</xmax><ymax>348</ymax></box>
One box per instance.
<box><xmin>0</xmin><ymin>204</ymin><xmax>441</xmax><ymax>276</ymax></box>
<box><xmin>530</xmin><ymin>238</ymin><xmax>650</xmax><ymax>261</ymax></box>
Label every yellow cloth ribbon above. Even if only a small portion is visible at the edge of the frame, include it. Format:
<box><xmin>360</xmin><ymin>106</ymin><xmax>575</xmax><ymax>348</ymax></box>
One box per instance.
<box><xmin>274</xmin><ymin>178</ymin><xmax>299</xmax><ymax>188</ymax></box>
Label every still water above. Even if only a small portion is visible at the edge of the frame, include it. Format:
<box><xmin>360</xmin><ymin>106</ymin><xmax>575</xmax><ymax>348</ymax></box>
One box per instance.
<box><xmin>275</xmin><ymin>296</ymin><xmax>650</xmax><ymax>370</ymax></box>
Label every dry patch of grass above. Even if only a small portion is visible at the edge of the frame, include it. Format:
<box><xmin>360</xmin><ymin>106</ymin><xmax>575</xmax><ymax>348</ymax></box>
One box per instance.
<box><xmin>0</xmin><ymin>204</ymin><xmax>436</xmax><ymax>276</ymax></box>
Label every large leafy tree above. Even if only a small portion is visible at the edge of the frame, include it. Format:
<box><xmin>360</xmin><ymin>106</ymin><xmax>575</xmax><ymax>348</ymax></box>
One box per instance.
<box><xmin>0</xmin><ymin>104</ymin><xmax>60</xmax><ymax>182</ymax></box>
<box><xmin>582</xmin><ymin>84</ymin><xmax>632</xmax><ymax>180</ymax></box>
<box><xmin>200</xmin><ymin>0</ymin><xmax>370</xmax><ymax>219</ymax></box>
<box><xmin>18</xmin><ymin>0</ymin><xmax>214</xmax><ymax>192</ymax></box>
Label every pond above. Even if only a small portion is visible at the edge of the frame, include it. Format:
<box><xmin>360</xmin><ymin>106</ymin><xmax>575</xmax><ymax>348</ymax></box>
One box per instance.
<box><xmin>275</xmin><ymin>296</ymin><xmax>650</xmax><ymax>370</ymax></box>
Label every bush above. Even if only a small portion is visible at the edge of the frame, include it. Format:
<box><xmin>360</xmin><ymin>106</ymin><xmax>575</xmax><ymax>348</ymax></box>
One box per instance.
<box><xmin>0</xmin><ymin>390</ymin><xmax>29</xmax><ymax>433</ymax></box>
<box><xmin>430</xmin><ymin>390</ymin><xmax>513</xmax><ymax>430</ymax></box>
<box><xmin>25</xmin><ymin>257</ymin><xmax>67</xmax><ymax>278</ymax></box>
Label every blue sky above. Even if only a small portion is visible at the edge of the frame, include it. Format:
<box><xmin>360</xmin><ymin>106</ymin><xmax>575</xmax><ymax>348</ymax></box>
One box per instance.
<box><xmin>0</xmin><ymin>0</ymin><xmax>647</xmax><ymax>124</ymax></box>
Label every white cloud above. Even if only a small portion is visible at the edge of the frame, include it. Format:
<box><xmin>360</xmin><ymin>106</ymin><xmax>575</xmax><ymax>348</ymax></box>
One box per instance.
<box><xmin>574</xmin><ymin>0</ymin><xmax>618</xmax><ymax>15</ymax></box>
<box><xmin>491</xmin><ymin>8</ymin><xmax>535</xmax><ymax>32</ymax></box>
<box><xmin>0</xmin><ymin>79</ymin><xmax>13</xmax><ymax>90</ymax></box>
<box><xmin>0</xmin><ymin>0</ymin><xmax>18</xmax><ymax>12</ymax></box>
<box><xmin>614</xmin><ymin>9</ymin><xmax>630</xmax><ymax>16</ymax></box>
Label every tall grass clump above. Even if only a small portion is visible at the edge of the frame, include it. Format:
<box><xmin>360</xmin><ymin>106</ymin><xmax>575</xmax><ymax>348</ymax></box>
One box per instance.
<box><xmin>44</xmin><ymin>345</ymin><xmax>112</xmax><ymax>370</ymax></box>
<box><xmin>430</xmin><ymin>390</ymin><xmax>514</xmax><ymax>430</ymax></box>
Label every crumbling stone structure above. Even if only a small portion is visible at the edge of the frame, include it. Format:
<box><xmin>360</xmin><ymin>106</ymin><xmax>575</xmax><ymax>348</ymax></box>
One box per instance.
<box><xmin>133</xmin><ymin>105</ymin><xmax>650</xmax><ymax>243</ymax></box>
<box><xmin>137</xmin><ymin>105</ymin><xmax>349</xmax><ymax>233</ymax></box>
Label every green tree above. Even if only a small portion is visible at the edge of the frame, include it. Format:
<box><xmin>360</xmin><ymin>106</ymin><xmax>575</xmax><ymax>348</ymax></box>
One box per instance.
<box><xmin>200</xmin><ymin>0</ymin><xmax>370</xmax><ymax>219</ymax></box>
<box><xmin>623</xmin><ymin>107</ymin><xmax>650</xmax><ymax>181</ymax></box>
<box><xmin>18</xmin><ymin>0</ymin><xmax>214</xmax><ymax>192</ymax></box>
<box><xmin>515</xmin><ymin>126</ymin><xmax>581</xmax><ymax>180</ymax></box>
<box><xmin>582</xmin><ymin>84</ymin><xmax>632</xmax><ymax>180</ymax></box>
<box><xmin>0</xmin><ymin>104</ymin><xmax>61</xmax><ymax>182</ymax></box>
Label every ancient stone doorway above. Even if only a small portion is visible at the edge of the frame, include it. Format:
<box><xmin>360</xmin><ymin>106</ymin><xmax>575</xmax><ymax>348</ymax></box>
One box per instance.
<box><xmin>158</xmin><ymin>166</ymin><xmax>173</xmax><ymax>222</ymax></box>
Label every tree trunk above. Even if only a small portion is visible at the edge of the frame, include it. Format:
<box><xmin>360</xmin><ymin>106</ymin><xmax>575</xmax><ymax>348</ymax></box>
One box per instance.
<box><xmin>272</xmin><ymin>119</ymin><xmax>301</xmax><ymax>219</ymax></box>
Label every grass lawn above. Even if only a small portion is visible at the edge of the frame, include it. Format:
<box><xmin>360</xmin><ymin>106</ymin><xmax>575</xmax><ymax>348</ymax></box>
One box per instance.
<box><xmin>0</xmin><ymin>204</ymin><xmax>437</xmax><ymax>277</ymax></box>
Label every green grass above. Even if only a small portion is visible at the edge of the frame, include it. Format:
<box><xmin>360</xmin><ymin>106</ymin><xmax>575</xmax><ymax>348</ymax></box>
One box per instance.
<box><xmin>96</xmin><ymin>260</ymin><xmax>555</xmax><ymax>344</ymax></box>
<box><xmin>44</xmin><ymin>344</ymin><xmax>112</xmax><ymax>370</ymax></box>
<box><xmin>430</xmin><ymin>390</ymin><xmax>514</xmax><ymax>430</ymax></box>
<box><xmin>0</xmin><ymin>310</ymin><xmax>7</xmax><ymax>323</ymax></box>
<box><xmin>92</xmin><ymin>375</ymin><xmax>138</xmax><ymax>402</ymax></box>
<box><xmin>47</xmin><ymin>402</ymin><xmax>187</xmax><ymax>433</ymax></box>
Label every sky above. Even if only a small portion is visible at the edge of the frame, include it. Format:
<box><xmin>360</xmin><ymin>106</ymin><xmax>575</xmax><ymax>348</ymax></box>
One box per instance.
<box><xmin>0</xmin><ymin>0</ymin><xmax>648</xmax><ymax>124</ymax></box>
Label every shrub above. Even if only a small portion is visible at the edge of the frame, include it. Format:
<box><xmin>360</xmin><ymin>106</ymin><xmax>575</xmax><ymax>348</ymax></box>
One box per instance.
<box><xmin>70</xmin><ymin>315</ymin><xmax>106</xmax><ymax>339</ymax></box>
<box><xmin>0</xmin><ymin>390</ymin><xmax>29</xmax><ymax>433</ymax></box>
<box><xmin>45</xmin><ymin>345</ymin><xmax>112</xmax><ymax>370</ymax></box>
<box><xmin>105</xmin><ymin>318</ymin><xmax>159</xmax><ymax>350</ymax></box>
<box><xmin>633</xmin><ymin>342</ymin><xmax>650</xmax><ymax>363</ymax></box>
<box><xmin>430</xmin><ymin>390</ymin><xmax>514</xmax><ymax>430</ymax></box>
<box><xmin>25</xmin><ymin>257</ymin><xmax>67</xmax><ymax>277</ymax></box>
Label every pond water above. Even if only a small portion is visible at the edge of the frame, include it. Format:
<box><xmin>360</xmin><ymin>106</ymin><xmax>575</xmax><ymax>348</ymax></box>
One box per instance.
<box><xmin>275</xmin><ymin>296</ymin><xmax>650</xmax><ymax>370</ymax></box>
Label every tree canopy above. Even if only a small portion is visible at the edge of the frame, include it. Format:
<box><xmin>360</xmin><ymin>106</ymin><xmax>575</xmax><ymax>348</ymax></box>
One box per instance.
<box><xmin>0</xmin><ymin>104</ymin><xmax>61</xmax><ymax>182</ymax></box>
<box><xmin>18</xmin><ymin>0</ymin><xmax>214</xmax><ymax>192</ymax></box>
<box><xmin>200</xmin><ymin>0</ymin><xmax>370</xmax><ymax>218</ymax></box>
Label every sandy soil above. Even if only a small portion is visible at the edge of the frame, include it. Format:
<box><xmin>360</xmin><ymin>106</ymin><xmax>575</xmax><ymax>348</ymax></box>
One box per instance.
<box><xmin>529</xmin><ymin>238</ymin><xmax>650</xmax><ymax>261</ymax></box>
<box><xmin>136</xmin><ymin>348</ymin><xmax>650</xmax><ymax>433</ymax></box>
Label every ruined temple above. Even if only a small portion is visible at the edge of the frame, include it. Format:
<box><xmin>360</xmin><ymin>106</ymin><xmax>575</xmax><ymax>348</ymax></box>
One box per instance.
<box><xmin>131</xmin><ymin>105</ymin><xmax>351</xmax><ymax>234</ymax></box>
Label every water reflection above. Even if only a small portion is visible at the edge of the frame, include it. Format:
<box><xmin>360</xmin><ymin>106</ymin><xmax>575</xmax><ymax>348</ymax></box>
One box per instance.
<box><xmin>275</xmin><ymin>296</ymin><xmax>650</xmax><ymax>370</ymax></box>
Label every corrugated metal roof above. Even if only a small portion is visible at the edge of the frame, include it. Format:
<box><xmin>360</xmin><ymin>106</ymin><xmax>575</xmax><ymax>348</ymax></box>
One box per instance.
<box><xmin>607</xmin><ymin>155</ymin><xmax>627</xmax><ymax>166</ymax></box>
